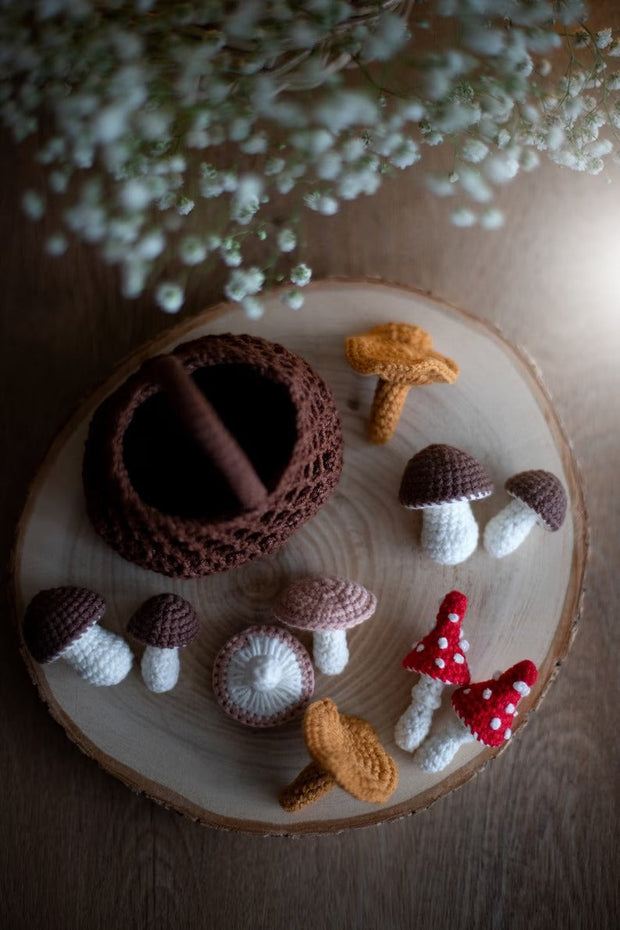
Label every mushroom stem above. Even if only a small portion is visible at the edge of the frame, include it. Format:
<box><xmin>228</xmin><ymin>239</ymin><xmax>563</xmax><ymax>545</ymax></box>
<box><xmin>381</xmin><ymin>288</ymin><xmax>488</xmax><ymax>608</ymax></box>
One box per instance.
<box><xmin>394</xmin><ymin>676</ymin><xmax>444</xmax><ymax>753</ymax></box>
<box><xmin>415</xmin><ymin>714</ymin><xmax>475</xmax><ymax>772</ymax></box>
<box><xmin>421</xmin><ymin>501</ymin><xmax>479</xmax><ymax>565</ymax></box>
<box><xmin>61</xmin><ymin>625</ymin><xmax>133</xmax><ymax>686</ymax></box>
<box><xmin>312</xmin><ymin>629</ymin><xmax>349</xmax><ymax>675</ymax></box>
<box><xmin>483</xmin><ymin>498</ymin><xmax>539</xmax><ymax>558</ymax></box>
<box><xmin>368</xmin><ymin>380</ymin><xmax>411</xmax><ymax>444</ymax></box>
<box><xmin>278</xmin><ymin>761</ymin><xmax>337</xmax><ymax>811</ymax></box>
<box><xmin>141</xmin><ymin>645</ymin><xmax>180</xmax><ymax>693</ymax></box>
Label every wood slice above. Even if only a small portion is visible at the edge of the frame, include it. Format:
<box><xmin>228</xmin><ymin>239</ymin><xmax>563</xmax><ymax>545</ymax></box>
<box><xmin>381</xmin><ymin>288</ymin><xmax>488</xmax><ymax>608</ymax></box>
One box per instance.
<box><xmin>11</xmin><ymin>280</ymin><xmax>587</xmax><ymax>835</ymax></box>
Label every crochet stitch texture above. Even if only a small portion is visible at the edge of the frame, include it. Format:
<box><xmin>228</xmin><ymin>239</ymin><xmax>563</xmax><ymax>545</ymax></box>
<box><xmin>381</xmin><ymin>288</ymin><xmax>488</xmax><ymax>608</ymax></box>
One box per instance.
<box><xmin>127</xmin><ymin>593</ymin><xmax>199</xmax><ymax>648</ymax></box>
<box><xmin>23</xmin><ymin>586</ymin><xmax>105</xmax><ymax>663</ymax></box>
<box><xmin>83</xmin><ymin>333</ymin><xmax>343</xmax><ymax>578</ymax></box>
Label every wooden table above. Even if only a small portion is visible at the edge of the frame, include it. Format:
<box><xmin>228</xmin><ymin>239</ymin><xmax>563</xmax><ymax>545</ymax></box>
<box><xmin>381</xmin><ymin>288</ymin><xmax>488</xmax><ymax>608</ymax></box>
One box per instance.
<box><xmin>1</xmin><ymin>18</ymin><xmax>618</xmax><ymax>929</ymax></box>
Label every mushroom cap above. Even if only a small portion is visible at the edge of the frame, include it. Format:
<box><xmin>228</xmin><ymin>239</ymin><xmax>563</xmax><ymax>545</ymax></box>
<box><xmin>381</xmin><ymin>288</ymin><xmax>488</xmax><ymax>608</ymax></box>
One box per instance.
<box><xmin>345</xmin><ymin>322</ymin><xmax>459</xmax><ymax>386</ymax></box>
<box><xmin>23</xmin><ymin>586</ymin><xmax>106</xmax><ymax>664</ymax></box>
<box><xmin>127</xmin><ymin>593</ymin><xmax>200</xmax><ymax>648</ymax></box>
<box><xmin>273</xmin><ymin>575</ymin><xmax>377</xmax><ymax>633</ymax></box>
<box><xmin>399</xmin><ymin>444</ymin><xmax>494</xmax><ymax>509</ymax></box>
<box><xmin>451</xmin><ymin>660</ymin><xmax>538</xmax><ymax>747</ymax></box>
<box><xmin>303</xmin><ymin>698</ymin><xmax>398</xmax><ymax>803</ymax></box>
<box><xmin>402</xmin><ymin>590</ymin><xmax>470</xmax><ymax>685</ymax></box>
<box><xmin>212</xmin><ymin>625</ymin><xmax>314</xmax><ymax>727</ymax></box>
<box><xmin>505</xmin><ymin>470</ymin><xmax>567</xmax><ymax>531</ymax></box>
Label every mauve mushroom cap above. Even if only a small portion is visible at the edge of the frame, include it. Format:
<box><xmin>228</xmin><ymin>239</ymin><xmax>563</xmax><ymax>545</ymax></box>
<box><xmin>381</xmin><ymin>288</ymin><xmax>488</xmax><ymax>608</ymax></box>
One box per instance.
<box><xmin>505</xmin><ymin>470</ymin><xmax>567</xmax><ymax>531</ymax></box>
<box><xmin>127</xmin><ymin>593</ymin><xmax>200</xmax><ymax>648</ymax></box>
<box><xmin>23</xmin><ymin>586</ymin><xmax>106</xmax><ymax>664</ymax></box>
<box><xmin>402</xmin><ymin>590</ymin><xmax>470</xmax><ymax>685</ymax></box>
<box><xmin>399</xmin><ymin>444</ymin><xmax>494</xmax><ymax>509</ymax></box>
<box><xmin>451</xmin><ymin>659</ymin><xmax>538</xmax><ymax>748</ymax></box>
<box><xmin>273</xmin><ymin>575</ymin><xmax>377</xmax><ymax>632</ymax></box>
<box><xmin>212</xmin><ymin>625</ymin><xmax>314</xmax><ymax>727</ymax></box>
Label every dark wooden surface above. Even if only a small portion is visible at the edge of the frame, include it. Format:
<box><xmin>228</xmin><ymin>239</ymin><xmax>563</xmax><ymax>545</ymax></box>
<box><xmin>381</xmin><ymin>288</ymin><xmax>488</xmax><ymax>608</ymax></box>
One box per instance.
<box><xmin>2</xmin><ymin>13</ymin><xmax>619</xmax><ymax>929</ymax></box>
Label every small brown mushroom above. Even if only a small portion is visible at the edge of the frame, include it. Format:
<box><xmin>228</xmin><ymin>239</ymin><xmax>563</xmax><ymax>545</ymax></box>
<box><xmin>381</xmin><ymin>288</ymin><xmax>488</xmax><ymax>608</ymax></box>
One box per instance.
<box><xmin>23</xmin><ymin>586</ymin><xmax>133</xmax><ymax>686</ymax></box>
<box><xmin>279</xmin><ymin>698</ymin><xmax>398</xmax><ymax>811</ymax></box>
<box><xmin>483</xmin><ymin>469</ymin><xmax>567</xmax><ymax>558</ymax></box>
<box><xmin>345</xmin><ymin>322</ymin><xmax>459</xmax><ymax>443</ymax></box>
<box><xmin>399</xmin><ymin>444</ymin><xmax>493</xmax><ymax>564</ymax></box>
<box><xmin>127</xmin><ymin>593</ymin><xmax>200</xmax><ymax>692</ymax></box>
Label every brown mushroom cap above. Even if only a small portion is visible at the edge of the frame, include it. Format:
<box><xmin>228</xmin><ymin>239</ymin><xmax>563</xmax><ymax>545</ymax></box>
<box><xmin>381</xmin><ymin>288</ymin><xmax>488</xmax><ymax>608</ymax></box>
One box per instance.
<box><xmin>127</xmin><ymin>593</ymin><xmax>200</xmax><ymax>648</ymax></box>
<box><xmin>345</xmin><ymin>322</ymin><xmax>459</xmax><ymax>385</ymax></box>
<box><xmin>505</xmin><ymin>470</ymin><xmax>567</xmax><ymax>531</ymax></box>
<box><xmin>273</xmin><ymin>575</ymin><xmax>377</xmax><ymax>633</ymax></box>
<box><xmin>399</xmin><ymin>444</ymin><xmax>494</xmax><ymax>509</ymax></box>
<box><xmin>23</xmin><ymin>586</ymin><xmax>106</xmax><ymax>664</ymax></box>
<box><xmin>303</xmin><ymin>698</ymin><xmax>398</xmax><ymax>803</ymax></box>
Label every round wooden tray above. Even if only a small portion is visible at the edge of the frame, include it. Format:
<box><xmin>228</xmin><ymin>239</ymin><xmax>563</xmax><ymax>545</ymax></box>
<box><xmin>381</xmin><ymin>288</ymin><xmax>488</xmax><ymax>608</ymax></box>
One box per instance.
<box><xmin>12</xmin><ymin>280</ymin><xmax>587</xmax><ymax>835</ymax></box>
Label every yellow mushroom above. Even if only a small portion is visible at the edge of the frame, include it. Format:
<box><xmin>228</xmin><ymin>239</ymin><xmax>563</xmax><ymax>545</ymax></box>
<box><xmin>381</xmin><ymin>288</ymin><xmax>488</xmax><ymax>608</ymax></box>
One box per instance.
<box><xmin>345</xmin><ymin>322</ymin><xmax>459</xmax><ymax>444</ymax></box>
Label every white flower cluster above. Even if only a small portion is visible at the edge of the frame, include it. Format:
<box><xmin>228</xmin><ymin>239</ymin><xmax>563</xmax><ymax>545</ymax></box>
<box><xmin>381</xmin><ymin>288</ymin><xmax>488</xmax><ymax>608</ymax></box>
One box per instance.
<box><xmin>2</xmin><ymin>0</ymin><xmax>619</xmax><ymax>314</ymax></box>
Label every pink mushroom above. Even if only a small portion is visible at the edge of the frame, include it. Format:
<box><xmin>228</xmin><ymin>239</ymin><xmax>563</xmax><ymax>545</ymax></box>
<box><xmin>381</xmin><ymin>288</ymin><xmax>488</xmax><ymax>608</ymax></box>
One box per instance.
<box><xmin>394</xmin><ymin>591</ymin><xmax>470</xmax><ymax>752</ymax></box>
<box><xmin>273</xmin><ymin>575</ymin><xmax>377</xmax><ymax>675</ymax></box>
<box><xmin>415</xmin><ymin>659</ymin><xmax>538</xmax><ymax>772</ymax></box>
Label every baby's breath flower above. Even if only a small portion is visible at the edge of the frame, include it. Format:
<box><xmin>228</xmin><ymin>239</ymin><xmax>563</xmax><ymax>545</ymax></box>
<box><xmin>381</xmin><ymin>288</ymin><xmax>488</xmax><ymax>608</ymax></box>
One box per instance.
<box><xmin>450</xmin><ymin>206</ymin><xmax>477</xmax><ymax>227</ymax></box>
<box><xmin>277</xmin><ymin>228</ymin><xmax>297</xmax><ymax>253</ymax></box>
<box><xmin>2</xmin><ymin>0</ymin><xmax>619</xmax><ymax>315</ymax></box>
<box><xmin>290</xmin><ymin>263</ymin><xmax>312</xmax><ymax>287</ymax></box>
<box><xmin>155</xmin><ymin>281</ymin><xmax>184</xmax><ymax>313</ymax></box>
<box><xmin>179</xmin><ymin>236</ymin><xmax>207</xmax><ymax>266</ymax></box>
<box><xmin>281</xmin><ymin>288</ymin><xmax>304</xmax><ymax>311</ymax></box>
<box><xmin>22</xmin><ymin>190</ymin><xmax>45</xmax><ymax>220</ymax></box>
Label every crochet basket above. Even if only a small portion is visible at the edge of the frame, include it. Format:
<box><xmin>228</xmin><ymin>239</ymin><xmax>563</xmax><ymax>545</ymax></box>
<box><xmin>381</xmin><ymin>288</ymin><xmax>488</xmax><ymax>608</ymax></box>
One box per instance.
<box><xmin>82</xmin><ymin>333</ymin><xmax>343</xmax><ymax>578</ymax></box>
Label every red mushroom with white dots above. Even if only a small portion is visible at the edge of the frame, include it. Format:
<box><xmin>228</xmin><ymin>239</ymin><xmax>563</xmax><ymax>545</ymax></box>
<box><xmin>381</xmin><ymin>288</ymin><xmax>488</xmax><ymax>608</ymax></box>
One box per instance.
<box><xmin>394</xmin><ymin>590</ymin><xmax>471</xmax><ymax>753</ymax></box>
<box><xmin>414</xmin><ymin>659</ymin><xmax>538</xmax><ymax>772</ymax></box>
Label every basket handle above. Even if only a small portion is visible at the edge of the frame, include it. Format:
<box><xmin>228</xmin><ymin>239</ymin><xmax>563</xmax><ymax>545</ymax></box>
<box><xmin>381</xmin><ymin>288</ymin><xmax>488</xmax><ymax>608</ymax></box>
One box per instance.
<box><xmin>148</xmin><ymin>354</ymin><xmax>268</xmax><ymax>511</ymax></box>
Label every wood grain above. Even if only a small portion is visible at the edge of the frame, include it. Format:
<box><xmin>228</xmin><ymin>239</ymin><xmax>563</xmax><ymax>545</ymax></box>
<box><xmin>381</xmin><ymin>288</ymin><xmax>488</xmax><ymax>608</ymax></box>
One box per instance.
<box><xmin>12</xmin><ymin>281</ymin><xmax>587</xmax><ymax>835</ymax></box>
<box><xmin>2</xmin><ymin>0</ymin><xmax>619</xmax><ymax>922</ymax></box>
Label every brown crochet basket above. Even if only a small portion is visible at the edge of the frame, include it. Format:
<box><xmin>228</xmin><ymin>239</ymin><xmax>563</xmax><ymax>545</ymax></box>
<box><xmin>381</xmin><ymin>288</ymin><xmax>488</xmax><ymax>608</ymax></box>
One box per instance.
<box><xmin>82</xmin><ymin>333</ymin><xmax>343</xmax><ymax>578</ymax></box>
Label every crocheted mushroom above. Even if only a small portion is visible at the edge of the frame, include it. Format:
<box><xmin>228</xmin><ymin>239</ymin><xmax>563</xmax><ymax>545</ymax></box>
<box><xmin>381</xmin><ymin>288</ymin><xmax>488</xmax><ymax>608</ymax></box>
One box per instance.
<box><xmin>273</xmin><ymin>575</ymin><xmax>377</xmax><ymax>675</ymax></box>
<box><xmin>22</xmin><ymin>586</ymin><xmax>133</xmax><ymax>686</ymax></box>
<box><xmin>212</xmin><ymin>625</ymin><xmax>314</xmax><ymax>727</ymax></box>
<box><xmin>345</xmin><ymin>322</ymin><xmax>459</xmax><ymax>443</ymax></box>
<box><xmin>399</xmin><ymin>444</ymin><xmax>493</xmax><ymax>565</ymax></box>
<box><xmin>279</xmin><ymin>698</ymin><xmax>398</xmax><ymax>811</ymax></box>
<box><xmin>127</xmin><ymin>593</ymin><xmax>200</xmax><ymax>693</ymax></box>
<box><xmin>415</xmin><ymin>660</ymin><xmax>538</xmax><ymax>772</ymax></box>
<box><xmin>483</xmin><ymin>469</ymin><xmax>568</xmax><ymax>558</ymax></box>
<box><xmin>394</xmin><ymin>591</ymin><xmax>470</xmax><ymax>753</ymax></box>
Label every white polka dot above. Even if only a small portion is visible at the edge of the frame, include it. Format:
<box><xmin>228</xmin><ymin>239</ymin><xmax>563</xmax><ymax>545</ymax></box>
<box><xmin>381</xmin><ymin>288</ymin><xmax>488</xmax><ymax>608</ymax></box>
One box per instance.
<box><xmin>482</xmin><ymin>688</ymin><xmax>492</xmax><ymax>699</ymax></box>
<box><xmin>462</xmin><ymin>687</ymin><xmax>471</xmax><ymax>694</ymax></box>
<box><xmin>416</xmin><ymin>644</ymin><xmax>425</xmax><ymax>652</ymax></box>
<box><xmin>489</xmin><ymin>717</ymin><xmax>501</xmax><ymax>730</ymax></box>
<box><xmin>505</xmin><ymin>703</ymin><xmax>515</xmax><ymax>714</ymax></box>
<box><xmin>438</xmin><ymin>637</ymin><xmax>448</xmax><ymax>649</ymax></box>
<box><xmin>459</xmin><ymin>639</ymin><xmax>470</xmax><ymax>652</ymax></box>
<box><xmin>453</xmin><ymin>653</ymin><xmax>464</xmax><ymax>664</ymax></box>
<box><xmin>447</xmin><ymin>613</ymin><xmax>459</xmax><ymax>623</ymax></box>
<box><xmin>504</xmin><ymin>728</ymin><xmax>512</xmax><ymax>740</ymax></box>
<box><xmin>513</xmin><ymin>680</ymin><xmax>530</xmax><ymax>695</ymax></box>
<box><xmin>435</xmin><ymin>657</ymin><xmax>445</xmax><ymax>669</ymax></box>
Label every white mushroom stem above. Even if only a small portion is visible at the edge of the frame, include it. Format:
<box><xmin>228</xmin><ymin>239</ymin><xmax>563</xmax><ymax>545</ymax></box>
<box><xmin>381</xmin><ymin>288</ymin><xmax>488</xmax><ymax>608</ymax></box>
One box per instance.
<box><xmin>312</xmin><ymin>629</ymin><xmax>349</xmax><ymax>675</ymax></box>
<box><xmin>394</xmin><ymin>676</ymin><xmax>444</xmax><ymax>753</ymax></box>
<box><xmin>415</xmin><ymin>714</ymin><xmax>475</xmax><ymax>772</ymax></box>
<box><xmin>421</xmin><ymin>501</ymin><xmax>479</xmax><ymax>565</ymax></box>
<box><xmin>483</xmin><ymin>498</ymin><xmax>539</xmax><ymax>558</ymax></box>
<box><xmin>59</xmin><ymin>625</ymin><xmax>133</xmax><ymax>686</ymax></box>
<box><xmin>141</xmin><ymin>646</ymin><xmax>180</xmax><ymax>693</ymax></box>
